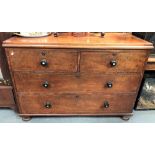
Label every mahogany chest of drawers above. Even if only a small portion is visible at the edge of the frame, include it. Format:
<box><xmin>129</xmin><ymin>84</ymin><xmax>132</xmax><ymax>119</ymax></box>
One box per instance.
<box><xmin>3</xmin><ymin>33</ymin><xmax>153</xmax><ymax>120</ymax></box>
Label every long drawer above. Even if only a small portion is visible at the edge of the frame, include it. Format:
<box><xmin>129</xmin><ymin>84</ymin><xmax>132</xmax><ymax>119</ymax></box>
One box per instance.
<box><xmin>80</xmin><ymin>50</ymin><xmax>148</xmax><ymax>73</ymax></box>
<box><xmin>7</xmin><ymin>48</ymin><xmax>78</xmax><ymax>72</ymax></box>
<box><xmin>18</xmin><ymin>93</ymin><xmax>136</xmax><ymax>114</ymax></box>
<box><xmin>13</xmin><ymin>72</ymin><xmax>141</xmax><ymax>93</ymax></box>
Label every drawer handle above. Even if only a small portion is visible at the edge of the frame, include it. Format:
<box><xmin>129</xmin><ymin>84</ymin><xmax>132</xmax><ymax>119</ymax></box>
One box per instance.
<box><xmin>40</xmin><ymin>59</ymin><xmax>48</xmax><ymax>67</ymax></box>
<box><xmin>106</xmin><ymin>81</ymin><xmax>113</xmax><ymax>88</ymax></box>
<box><xmin>44</xmin><ymin>101</ymin><xmax>52</xmax><ymax>109</ymax></box>
<box><xmin>42</xmin><ymin>81</ymin><xmax>49</xmax><ymax>88</ymax></box>
<box><xmin>110</xmin><ymin>60</ymin><xmax>117</xmax><ymax>67</ymax></box>
<box><xmin>103</xmin><ymin>101</ymin><xmax>109</xmax><ymax>108</ymax></box>
<box><xmin>53</xmin><ymin>32</ymin><xmax>58</xmax><ymax>37</ymax></box>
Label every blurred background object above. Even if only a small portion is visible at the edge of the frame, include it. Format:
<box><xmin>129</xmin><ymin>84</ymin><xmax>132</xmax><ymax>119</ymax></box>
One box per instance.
<box><xmin>13</xmin><ymin>32</ymin><xmax>52</xmax><ymax>37</ymax></box>
<box><xmin>135</xmin><ymin>71</ymin><xmax>155</xmax><ymax>110</ymax></box>
<box><xmin>0</xmin><ymin>32</ymin><xmax>13</xmax><ymax>80</ymax></box>
<box><xmin>133</xmin><ymin>32</ymin><xmax>155</xmax><ymax>110</ymax></box>
<box><xmin>132</xmin><ymin>32</ymin><xmax>155</xmax><ymax>53</ymax></box>
<box><xmin>0</xmin><ymin>32</ymin><xmax>16</xmax><ymax>110</ymax></box>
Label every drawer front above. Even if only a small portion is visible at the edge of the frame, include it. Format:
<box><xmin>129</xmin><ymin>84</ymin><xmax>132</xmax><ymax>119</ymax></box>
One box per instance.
<box><xmin>14</xmin><ymin>72</ymin><xmax>141</xmax><ymax>93</ymax></box>
<box><xmin>18</xmin><ymin>93</ymin><xmax>136</xmax><ymax>114</ymax></box>
<box><xmin>80</xmin><ymin>50</ymin><xmax>148</xmax><ymax>73</ymax></box>
<box><xmin>7</xmin><ymin>48</ymin><xmax>78</xmax><ymax>72</ymax></box>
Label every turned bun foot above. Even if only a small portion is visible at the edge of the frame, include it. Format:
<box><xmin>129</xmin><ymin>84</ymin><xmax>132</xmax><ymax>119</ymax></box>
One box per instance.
<box><xmin>22</xmin><ymin>116</ymin><xmax>31</xmax><ymax>121</ymax></box>
<box><xmin>121</xmin><ymin>115</ymin><xmax>131</xmax><ymax>121</ymax></box>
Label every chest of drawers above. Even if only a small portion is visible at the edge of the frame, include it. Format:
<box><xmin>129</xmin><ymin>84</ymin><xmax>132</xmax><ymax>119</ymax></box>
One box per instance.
<box><xmin>3</xmin><ymin>33</ymin><xmax>153</xmax><ymax>121</ymax></box>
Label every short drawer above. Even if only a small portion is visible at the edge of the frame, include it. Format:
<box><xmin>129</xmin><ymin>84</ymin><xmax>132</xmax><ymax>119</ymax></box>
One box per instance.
<box><xmin>18</xmin><ymin>93</ymin><xmax>136</xmax><ymax>114</ymax></box>
<box><xmin>14</xmin><ymin>72</ymin><xmax>141</xmax><ymax>93</ymax></box>
<box><xmin>80</xmin><ymin>50</ymin><xmax>148</xmax><ymax>73</ymax></box>
<box><xmin>7</xmin><ymin>48</ymin><xmax>78</xmax><ymax>72</ymax></box>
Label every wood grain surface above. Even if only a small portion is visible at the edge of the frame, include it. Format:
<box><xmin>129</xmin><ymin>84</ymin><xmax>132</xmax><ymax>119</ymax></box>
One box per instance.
<box><xmin>3</xmin><ymin>33</ymin><xmax>153</xmax><ymax>49</ymax></box>
<box><xmin>13</xmin><ymin>72</ymin><xmax>141</xmax><ymax>93</ymax></box>
<box><xmin>17</xmin><ymin>93</ymin><xmax>136</xmax><ymax>114</ymax></box>
<box><xmin>3</xmin><ymin>33</ymin><xmax>153</xmax><ymax>119</ymax></box>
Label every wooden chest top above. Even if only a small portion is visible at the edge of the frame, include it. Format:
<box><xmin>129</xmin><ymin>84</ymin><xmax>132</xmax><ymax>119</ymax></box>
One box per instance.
<box><xmin>3</xmin><ymin>33</ymin><xmax>153</xmax><ymax>49</ymax></box>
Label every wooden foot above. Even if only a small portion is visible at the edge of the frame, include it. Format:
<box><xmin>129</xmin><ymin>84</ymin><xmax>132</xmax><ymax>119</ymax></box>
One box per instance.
<box><xmin>22</xmin><ymin>116</ymin><xmax>31</xmax><ymax>121</ymax></box>
<box><xmin>121</xmin><ymin>115</ymin><xmax>131</xmax><ymax>121</ymax></box>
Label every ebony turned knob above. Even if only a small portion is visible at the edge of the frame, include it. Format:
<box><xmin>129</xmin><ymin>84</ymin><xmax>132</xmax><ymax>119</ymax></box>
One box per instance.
<box><xmin>101</xmin><ymin>32</ymin><xmax>105</xmax><ymax>37</ymax></box>
<box><xmin>40</xmin><ymin>59</ymin><xmax>48</xmax><ymax>67</ymax></box>
<box><xmin>42</xmin><ymin>81</ymin><xmax>49</xmax><ymax>88</ymax></box>
<box><xmin>53</xmin><ymin>32</ymin><xmax>58</xmax><ymax>37</ymax></box>
<box><xmin>103</xmin><ymin>101</ymin><xmax>109</xmax><ymax>108</ymax></box>
<box><xmin>44</xmin><ymin>101</ymin><xmax>52</xmax><ymax>109</ymax></box>
<box><xmin>106</xmin><ymin>81</ymin><xmax>113</xmax><ymax>88</ymax></box>
<box><xmin>110</xmin><ymin>60</ymin><xmax>117</xmax><ymax>67</ymax></box>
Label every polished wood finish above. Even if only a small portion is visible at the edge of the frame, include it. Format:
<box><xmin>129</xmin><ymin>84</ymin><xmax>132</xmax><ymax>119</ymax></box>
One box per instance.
<box><xmin>7</xmin><ymin>48</ymin><xmax>78</xmax><ymax>72</ymax></box>
<box><xmin>3</xmin><ymin>33</ymin><xmax>153</xmax><ymax>49</ymax></box>
<box><xmin>80</xmin><ymin>50</ymin><xmax>148</xmax><ymax>73</ymax></box>
<box><xmin>17</xmin><ymin>93</ymin><xmax>136</xmax><ymax>115</ymax></box>
<box><xmin>3</xmin><ymin>33</ymin><xmax>153</xmax><ymax>120</ymax></box>
<box><xmin>13</xmin><ymin>72</ymin><xmax>141</xmax><ymax>93</ymax></box>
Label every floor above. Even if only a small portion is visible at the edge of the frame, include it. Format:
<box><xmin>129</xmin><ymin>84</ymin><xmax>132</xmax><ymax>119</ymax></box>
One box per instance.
<box><xmin>0</xmin><ymin>109</ymin><xmax>155</xmax><ymax>123</ymax></box>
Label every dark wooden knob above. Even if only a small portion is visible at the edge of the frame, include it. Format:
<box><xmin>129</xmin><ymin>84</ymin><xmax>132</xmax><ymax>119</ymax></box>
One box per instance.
<box><xmin>106</xmin><ymin>81</ymin><xmax>113</xmax><ymax>88</ymax></box>
<box><xmin>103</xmin><ymin>101</ymin><xmax>109</xmax><ymax>108</ymax></box>
<box><xmin>110</xmin><ymin>60</ymin><xmax>117</xmax><ymax>67</ymax></box>
<box><xmin>40</xmin><ymin>59</ymin><xmax>48</xmax><ymax>67</ymax></box>
<box><xmin>42</xmin><ymin>81</ymin><xmax>49</xmax><ymax>88</ymax></box>
<box><xmin>53</xmin><ymin>32</ymin><xmax>58</xmax><ymax>37</ymax></box>
<box><xmin>44</xmin><ymin>101</ymin><xmax>52</xmax><ymax>109</ymax></box>
<box><xmin>101</xmin><ymin>32</ymin><xmax>105</xmax><ymax>37</ymax></box>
